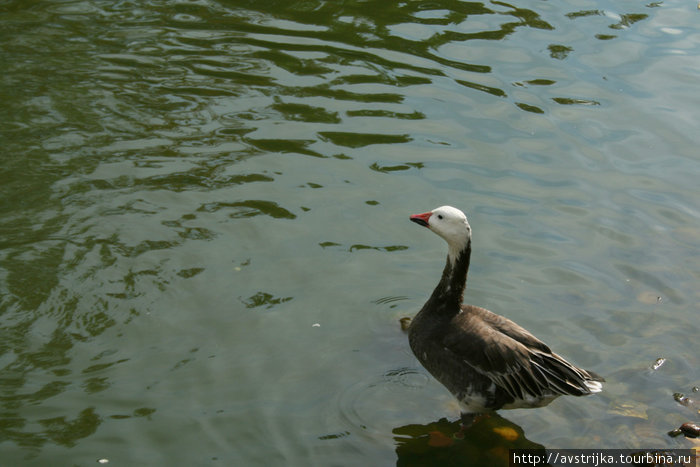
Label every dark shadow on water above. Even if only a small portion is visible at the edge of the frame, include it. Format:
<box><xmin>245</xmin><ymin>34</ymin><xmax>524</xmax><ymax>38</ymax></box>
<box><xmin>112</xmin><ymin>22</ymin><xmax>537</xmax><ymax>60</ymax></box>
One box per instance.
<box><xmin>393</xmin><ymin>414</ymin><xmax>548</xmax><ymax>467</ymax></box>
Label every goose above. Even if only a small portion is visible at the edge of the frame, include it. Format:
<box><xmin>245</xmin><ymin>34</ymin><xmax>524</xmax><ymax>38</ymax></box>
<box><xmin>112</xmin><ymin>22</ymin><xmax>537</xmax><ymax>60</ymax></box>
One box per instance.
<box><xmin>408</xmin><ymin>206</ymin><xmax>603</xmax><ymax>425</ymax></box>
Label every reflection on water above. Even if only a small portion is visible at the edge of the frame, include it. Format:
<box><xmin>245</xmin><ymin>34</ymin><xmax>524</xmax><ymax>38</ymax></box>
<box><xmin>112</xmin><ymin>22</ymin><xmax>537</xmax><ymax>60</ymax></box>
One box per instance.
<box><xmin>2</xmin><ymin>0</ymin><xmax>700</xmax><ymax>464</ymax></box>
<box><xmin>394</xmin><ymin>415</ymin><xmax>545</xmax><ymax>467</ymax></box>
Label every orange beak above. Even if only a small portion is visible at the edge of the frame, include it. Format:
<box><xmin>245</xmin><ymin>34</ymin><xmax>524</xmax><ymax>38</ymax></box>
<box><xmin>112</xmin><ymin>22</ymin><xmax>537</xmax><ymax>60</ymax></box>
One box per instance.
<box><xmin>410</xmin><ymin>211</ymin><xmax>432</xmax><ymax>227</ymax></box>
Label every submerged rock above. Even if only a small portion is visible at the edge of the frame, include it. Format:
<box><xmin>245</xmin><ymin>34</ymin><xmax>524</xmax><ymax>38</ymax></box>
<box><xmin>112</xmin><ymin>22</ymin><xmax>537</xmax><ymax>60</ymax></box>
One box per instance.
<box><xmin>679</xmin><ymin>422</ymin><xmax>700</xmax><ymax>438</ymax></box>
<box><xmin>650</xmin><ymin>357</ymin><xmax>666</xmax><ymax>371</ymax></box>
<box><xmin>673</xmin><ymin>393</ymin><xmax>694</xmax><ymax>407</ymax></box>
<box><xmin>668</xmin><ymin>422</ymin><xmax>700</xmax><ymax>438</ymax></box>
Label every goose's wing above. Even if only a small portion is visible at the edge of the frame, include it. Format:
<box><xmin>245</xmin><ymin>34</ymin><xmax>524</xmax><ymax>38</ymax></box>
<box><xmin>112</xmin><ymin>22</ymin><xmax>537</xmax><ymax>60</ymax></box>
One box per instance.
<box><xmin>467</xmin><ymin>305</ymin><xmax>552</xmax><ymax>353</ymax></box>
<box><xmin>472</xmin><ymin>306</ymin><xmax>605</xmax><ymax>390</ymax></box>
<box><xmin>442</xmin><ymin>306</ymin><xmax>602</xmax><ymax>402</ymax></box>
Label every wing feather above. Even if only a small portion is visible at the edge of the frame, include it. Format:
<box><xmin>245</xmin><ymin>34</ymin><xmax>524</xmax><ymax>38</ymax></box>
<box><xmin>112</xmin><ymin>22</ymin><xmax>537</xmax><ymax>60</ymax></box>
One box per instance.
<box><xmin>442</xmin><ymin>306</ymin><xmax>602</xmax><ymax>402</ymax></box>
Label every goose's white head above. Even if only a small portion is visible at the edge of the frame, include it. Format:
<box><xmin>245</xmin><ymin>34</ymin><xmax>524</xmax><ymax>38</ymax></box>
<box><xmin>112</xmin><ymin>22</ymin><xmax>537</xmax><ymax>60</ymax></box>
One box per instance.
<box><xmin>410</xmin><ymin>205</ymin><xmax>471</xmax><ymax>262</ymax></box>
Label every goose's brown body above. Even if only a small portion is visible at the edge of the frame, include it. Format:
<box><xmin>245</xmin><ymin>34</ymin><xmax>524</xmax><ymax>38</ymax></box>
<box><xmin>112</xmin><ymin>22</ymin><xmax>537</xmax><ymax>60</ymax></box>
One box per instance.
<box><xmin>409</xmin><ymin>206</ymin><xmax>603</xmax><ymax>415</ymax></box>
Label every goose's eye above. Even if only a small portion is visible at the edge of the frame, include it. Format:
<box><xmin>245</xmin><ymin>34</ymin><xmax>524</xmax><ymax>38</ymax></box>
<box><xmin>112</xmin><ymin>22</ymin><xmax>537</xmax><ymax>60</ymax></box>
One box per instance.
<box><xmin>437</xmin><ymin>215</ymin><xmax>443</xmax><ymax>220</ymax></box>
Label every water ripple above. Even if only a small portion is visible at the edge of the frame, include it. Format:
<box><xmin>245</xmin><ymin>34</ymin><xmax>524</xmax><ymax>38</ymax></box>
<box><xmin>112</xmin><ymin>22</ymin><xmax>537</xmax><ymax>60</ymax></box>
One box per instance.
<box><xmin>1</xmin><ymin>0</ymin><xmax>697</xmax><ymax>463</ymax></box>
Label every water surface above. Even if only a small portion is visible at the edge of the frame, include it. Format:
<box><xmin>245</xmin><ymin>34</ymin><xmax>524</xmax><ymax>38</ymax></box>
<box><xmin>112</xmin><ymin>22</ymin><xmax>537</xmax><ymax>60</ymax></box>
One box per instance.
<box><xmin>1</xmin><ymin>0</ymin><xmax>699</xmax><ymax>465</ymax></box>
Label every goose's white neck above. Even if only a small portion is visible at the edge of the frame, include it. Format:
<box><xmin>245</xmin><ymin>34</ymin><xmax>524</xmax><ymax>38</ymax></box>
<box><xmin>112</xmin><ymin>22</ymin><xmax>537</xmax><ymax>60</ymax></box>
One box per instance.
<box><xmin>425</xmin><ymin>238</ymin><xmax>472</xmax><ymax>313</ymax></box>
<box><xmin>447</xmin><ymin>237</ymin><xmax>470</xmax><ymax>267</ymax></box>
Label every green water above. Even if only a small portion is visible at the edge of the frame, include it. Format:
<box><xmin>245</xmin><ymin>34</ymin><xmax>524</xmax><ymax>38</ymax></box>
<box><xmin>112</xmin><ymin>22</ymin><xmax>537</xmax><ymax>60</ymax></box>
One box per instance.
<box><xmin>1</xmin><ymin>0</ymin><xmax>699</xmax><ymax>465</ymax></box>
